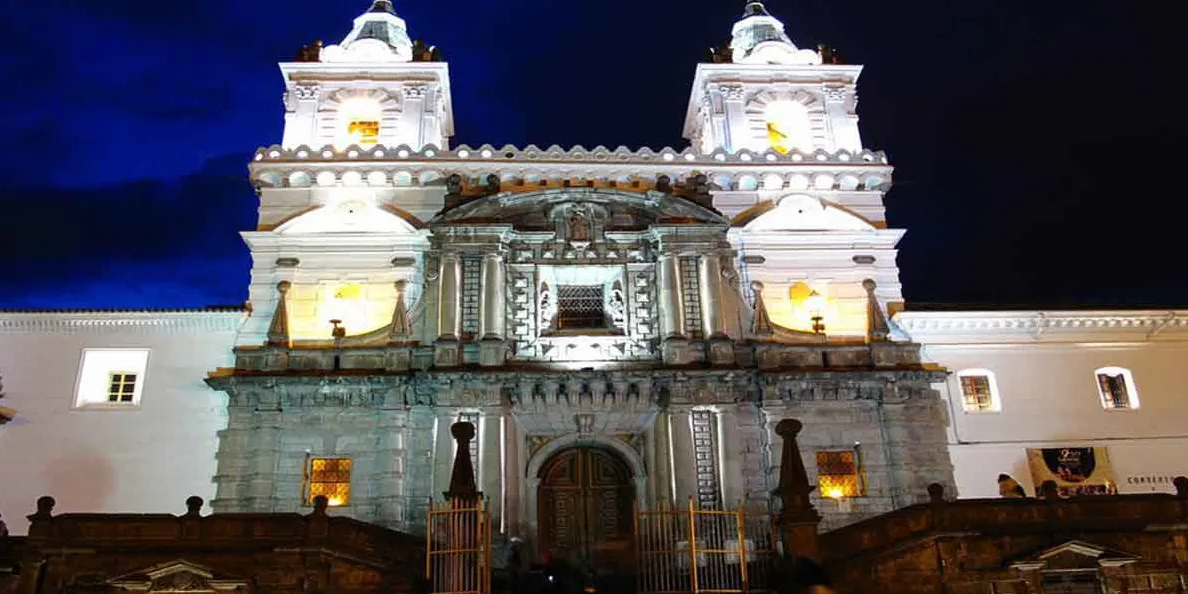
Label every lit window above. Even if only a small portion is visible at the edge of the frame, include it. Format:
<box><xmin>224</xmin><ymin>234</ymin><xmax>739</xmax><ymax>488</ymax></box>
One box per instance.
<box><xmin>347</xmin><ymin>120</ymin><xmax>380</xmax><ymax>146</ymax></box>
<box><xmin>1096</xmin><ymin>367</ymin><xmax>1139</xmax><ymax>410</ymax></box>
<box><xmin>956</xmin><ymin>369</ymin><xmax>1001</xmax><ymax>413</ymax></box>
<box><xmin>106</xmin><ymin>372</ymin><xmax>138</xmax><ymax>403</ymax></box>
<box><xmin>74</xmin><ymin>349</ymin><xmax>150</xmax><ymax>408</ymax></box>
<box><xmin>764</xmin><ymin>101</ymin><xmax>811</xmax><ymax>154</ymax></box>
<box><xmin>556</xmin><ymin>285</ymin><xmax>606</xmax><ymax>330</ymax></box>
<box><xmin>306</xmin><ymin>457</ymin><xmax>351</xmax><ymax>507</ymax></box>
<box><xmin>815</xmin><ymin>450</ymin><xmax>862</xmax><ymax>499</ymax></box>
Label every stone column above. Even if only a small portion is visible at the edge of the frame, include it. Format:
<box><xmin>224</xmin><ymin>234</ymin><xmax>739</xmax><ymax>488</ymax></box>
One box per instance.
<box><xmin>432</xmin><ymin>410</ymin><xmax>456</xmax><ymax>496</ymax></box>
<box><xmin>652</xmin><ymin>409</ymin><xmax>675</xmax><ymax>507</ymax></box>
<box><xmin>437</xmin><ymin>252</ymin><xmax>462</xmax><ymax>341</ymax></box>
<box><xmin>373</xmin><ymin>409</ymin><xmax>407</xmax><ymax>529</ymax></box>
<box><xmin>479</xmin><ymin>252</ymin><xmax>506</xmax><ymax>340</ymax></box>
<box><xmin>657</xmin><ymin>254</ymin><xmax>685</xmax><ymax>339</ymax></box>
<box><xmin>698</xmin><ymin>254</ymin><xmax>726</xmax><ymax>339</ymax></box>
<box><xmin>401</xmin><ymin>83</ymin><xmax>428</xmax><ymax>150</ymax></box>
<box><xmin>717</xmin><ymin>406</ymin><xmax>745</xmax><ymax>507</ymax></box>
<box><xmin>246</xmin><ymin>410</ymin><xmax>283</xmax><ymax>512</ymax></box>
<box><xmin>480</xmin><ymin>411</ymin><xmax>504</xmax><ymax>533</ymax></box>
<box><xmin>721</xmin><ymin>85</ymin><xmax>749</xmax><ymax>152</ymax></box>
<box><xmin>282</xmin><ymin>82</ymin><xmax>319</xmax><ymax>148</ymax></box>
<box><xmin>669</xmin><ymin>408</ymin><xmax>697</xmax><ymax>505</ymax></box>
<box><xmin>503</xmin><ymin>414</ymin><xmax>524</xmax><ymax>536</ymax></box>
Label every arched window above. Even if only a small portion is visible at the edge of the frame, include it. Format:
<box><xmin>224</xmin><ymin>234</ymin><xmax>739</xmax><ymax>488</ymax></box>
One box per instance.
<box><xmin>1095</xmin><ymin>366</ymin><xmax>1139</xmax><ymax>410</ymax></box>
<box><xmin>764</xmin><ymin>101</ymin><xmax>811</xmax><ymax>154</ymax></box>
<box><xmin>956</xmin><ymin>369</ymin><xmax>1001</xmax><ymax>413</ymax></box>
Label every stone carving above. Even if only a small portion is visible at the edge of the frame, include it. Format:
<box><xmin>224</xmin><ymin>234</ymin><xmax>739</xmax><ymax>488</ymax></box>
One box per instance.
<box><xmin>388</xmin><ymin>280</ymin><xmax>411</xmax><ymax>341</ymax></box>
<box><xmin>566</xmin><ymin>208</ymin><xmax>590</xmax><ymax>242</ymax></box>
<box><xmin>293</xmin><ymin>82</ymin><xmax>320</xmax><ymax>101</ymax></box>
<box><xmin>750</xmin><ymin>281</ymin><xmax>774</xmax><ymax>336</ymax></box>
<box><xmin>608</xmin><ymin>280</ymin><xmax>626</xmax><ymax>329</ymax></box>
<box><xmin>538</xmin><ymin>281</ymin><xmax>554</xmax><ymax>332</ymax></box>
<box><xmin>294</xmin><ymin>39</ymin><xmax>323</xmax><ymax>62</ymax></box>
<box><xmin>266</xmin><ymin>281</ymin><xmax>292</xmax><ymax>347</ymax></box>
<box><xmin>403</xmin><ymin>83</ymin><xmax>428</xmax><ymax>99</ymax></box>
<box><xmin>862</xmin><ymin>279</ymin><xmax>890</xmax><ymax>342</ymax></box>
<box><xmin>773</xmin><ymin>418</ymin><xmax>819</xmax><ymax>521</ymax></box>
<box><xmin>574</xmin><ymin>413</ymin><xmax>595</xmax><ymax>434</ymax></box>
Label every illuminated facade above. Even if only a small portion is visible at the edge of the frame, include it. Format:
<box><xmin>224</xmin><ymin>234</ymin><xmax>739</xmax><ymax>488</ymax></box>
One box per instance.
<box><xmin>216</xmin><ymin>0</ymin><xmax>953</xmax><ymax>555</ymax></box>
<box><xmin>3</xmin><ymin>1</ymin><xmax>1183</xmax><ymax>565</ymax></box>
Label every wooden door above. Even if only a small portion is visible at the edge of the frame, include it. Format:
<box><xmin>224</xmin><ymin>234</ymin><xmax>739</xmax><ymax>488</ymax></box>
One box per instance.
<box><xmin>538</xmin><ymin>447</ymin><xmax>635</xmax><ymax>571</ymax></box>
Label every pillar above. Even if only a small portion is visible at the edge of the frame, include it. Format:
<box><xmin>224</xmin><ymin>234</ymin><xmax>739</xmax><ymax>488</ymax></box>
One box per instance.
<box><xmin>717</xmin><ymin>406</ymin><xmax>745</xmax><ymax>506</ymax></box>
<box><xmin>437</xmin><ymin>252</ymin><xmax>461</xmax><ymax>340</ymax></box>
<box><xmin>479</xmin><ymin>252</ymin><xmax>506</xmax><ymax>340</ymax></box>
<box><xmin>432</xmin><ymin>410</ymin><xmax>456</xmax><ymax>496</ymax></box>
<box><xmin>246</xmin><ymin>410</ymin><xmax>283</xmax><ymax>512</ymax></box>
<box><xmin>698</xmin><ymin>254</ymin><xmax>726</xmax><ymax>339</ymax></box>
<box><xmin>657</xmin><ymin>254</ymin><xmax>685</xmax><ymax>339</ymax></box>
<box><xmin>480</xmin><ymin>411</ymin><xmax>504</xmax><ymax>532</ymax></box>
<box><xmin>503</xmin><ymin>415</ymin><xmax>524</xmax><ymax>536</ymax></box>
<box><xmin>669</xmin><ymin>408</ymin><xmax>697</xmax><ymax>505</ymax></box>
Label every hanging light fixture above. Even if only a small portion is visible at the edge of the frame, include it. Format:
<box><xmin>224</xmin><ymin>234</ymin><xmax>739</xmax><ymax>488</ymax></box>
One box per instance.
<box><xmin>806</xmin><ymin>289</ymin><xmax>827</xmax><ymax>334</ymax></box>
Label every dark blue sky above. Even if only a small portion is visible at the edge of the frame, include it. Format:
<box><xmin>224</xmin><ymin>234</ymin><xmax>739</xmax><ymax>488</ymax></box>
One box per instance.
<box><xmin>0</xmin><ymin>0</ymin><xmax>1182</xmax><ymax>310</ymax></box>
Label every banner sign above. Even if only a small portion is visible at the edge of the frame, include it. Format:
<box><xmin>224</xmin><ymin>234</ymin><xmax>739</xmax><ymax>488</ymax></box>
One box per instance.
<box><xmin>1026</xmin><ymin>447</ymin><xmax>1118</xmax><ymax>497</ymax></box>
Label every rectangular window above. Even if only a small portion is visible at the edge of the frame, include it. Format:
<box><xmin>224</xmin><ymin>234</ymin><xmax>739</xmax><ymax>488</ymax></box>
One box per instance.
<box><xmin>75</xmin><ymin>348</ymin><xmax>150</xmax><ymax>408</ymax></box>
<box><xmin>815</xmin><ymin>450</ymin><xmax>862</xmax><ymax>499</ymax></box>
<box><xmin>306</xmin><ymin>457</ymin><xmax>352</xmax><ymax>507</ymax></box>
<box><xmin>1097</xmin><ymin>373</ymin><xmax>1131</xmax><ymax>410</ymax></box>
<box><xmin>556</xmin><ymin>285</ymin><xmax>606</xmax><ymax>330</ymax></box>
<box><xmin>690</xmin><ymin>410</ymin><xmax>722</xmax><ymax>509</ymax></box>
<box><xmin>106</xmin><ymin>372</ymin><xmax>138</xmax><ymax>403</ymax></box>
<box><xmin>959</xmin><ymin>375</ymin><xmax>995</xmax><ymax>412</ymax></box>
<box><xmin>347</xmin><ymin>120</ymin><xmax>380</xmax><ymax>145</ymax></box>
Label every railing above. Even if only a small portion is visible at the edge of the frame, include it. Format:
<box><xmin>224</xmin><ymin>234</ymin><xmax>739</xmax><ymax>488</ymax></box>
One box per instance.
<box><xmin>636</xmin><ymin>499</ymin><xmax>777</xmax><ymax>594</ymax></box>
<box><xmin>426</xmin><ymin>498</ymin><xmax>492</xmax><ymax>594</ymax></box>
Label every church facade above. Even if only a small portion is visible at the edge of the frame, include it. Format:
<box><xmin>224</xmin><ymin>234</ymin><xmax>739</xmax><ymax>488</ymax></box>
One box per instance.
<box><xmin>2</xmin><ymin>0</ymin><xmax>1187</xmax><ymax>570</ymax></box>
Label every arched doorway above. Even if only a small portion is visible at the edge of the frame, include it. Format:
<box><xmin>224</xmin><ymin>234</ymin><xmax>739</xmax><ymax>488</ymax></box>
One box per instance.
<box><xmin>537</xmin><ymin>446</ymin><xmax>635</xmax><ymax>571</ymax></box>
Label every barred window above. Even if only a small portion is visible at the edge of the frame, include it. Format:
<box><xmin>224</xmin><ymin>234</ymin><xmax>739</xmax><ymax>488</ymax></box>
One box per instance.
<box><xmin>815</xmin><ymin>450</ymin><xmax>862</xmax><ymax>499</ymax></box>
<box><xmin>957</xmin><ymin>370</ymin><xmax>999</xmax><ymax>412</ymax></box>
<box><xmin>556</xmin><ymin>285</ymin><xmax>606</xmax><ymax>330</ymax></box>
<box><xmin>690</xmin><ymin>410</ymin><xmax>722</xmax><ymax>509</ymax></box>
<box><xmin>306</xmin><ymin>457</ymin><xmax>351</xmax><ymax>507</ymax></box>
<box><xmin>1096</xmin><ymin>367</ymin><xmax>1138</xmax><ymax>410</ymax></box>
<box><xmin>107</xmin><ymin>372</ymin><xmax>138</xmax><ymax>403</ymax></box>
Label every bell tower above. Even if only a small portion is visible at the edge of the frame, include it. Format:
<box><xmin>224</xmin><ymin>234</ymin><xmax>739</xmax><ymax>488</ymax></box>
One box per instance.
<box><xmin>279</xmin><ymin>0</ymin><xmax>454</xmax><ymax>151</ymax></box>
<box><xmin>683</xmin><ymin>1</ymin><xmax>862</xmax><ymax>155</ymax></box>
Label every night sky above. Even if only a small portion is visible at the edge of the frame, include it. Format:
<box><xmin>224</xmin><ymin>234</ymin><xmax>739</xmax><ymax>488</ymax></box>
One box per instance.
<box><xmin>0</xmin><ymin>0</ymin><xmax>1182</xmax><ymax>310</ymax></box>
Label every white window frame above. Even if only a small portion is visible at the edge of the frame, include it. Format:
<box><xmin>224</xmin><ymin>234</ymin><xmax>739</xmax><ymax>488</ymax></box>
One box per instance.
<box><xmin>1095</xmin><ymin>366</ymin><xmax>1140</xmax><ymax>411</ymax></box>
<box><xmin>955</xmin><ymin>369</ymin><xmax>1001</xmax><ymax>413</ymax></box>
<box><xmin>73</xmin><ymin>348</ymin><xmax>150</xmax><ymax>410</ymax></box>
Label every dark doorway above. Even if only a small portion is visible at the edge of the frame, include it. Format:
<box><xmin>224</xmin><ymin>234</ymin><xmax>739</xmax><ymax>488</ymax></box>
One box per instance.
<box><xmin>537</xmin><ymin>446</ymin><xmax>635</xmax><ymax>572</ymax></box>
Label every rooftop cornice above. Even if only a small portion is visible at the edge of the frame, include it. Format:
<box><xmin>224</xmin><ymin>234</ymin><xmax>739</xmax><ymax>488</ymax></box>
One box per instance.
<box><xmin>279</xmin><ymin>60</ymin><xmax>450</xmax><ymax>79</ymax></box>
<box><xmin>894</xmin><ymin>310</ymin><xmax>1188</xmax><ymax>344</ymax></box>
<box><xmin>727</xmin><ymin>228</ymin><xmax>905</xmax><ymax>247</ymax></box>
<box><xmin>691</xmin><ymin>62</ymin><xmax>864</xmax><ymax>83</ymax></box>
<box><xmin>249</xmin><ymin>143</ymin><xmax>892</xmax><ymax>193</ymax></box>
<box><xmin>0</xmin><ymin>310</ymin><xmax>247</xmax><ymax>334</ymax></box>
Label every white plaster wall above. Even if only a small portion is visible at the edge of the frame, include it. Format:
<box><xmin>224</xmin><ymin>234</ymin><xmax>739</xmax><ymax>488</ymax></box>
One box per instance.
<box><xmin>921</xmin><ymin>341</ymin><xmax>1188</xmax><ymax>498</ymax></box>
<box><xmin>0</xmin><ymin>313</ymin><xmax>241</xmax><ymax>534</ymax></box>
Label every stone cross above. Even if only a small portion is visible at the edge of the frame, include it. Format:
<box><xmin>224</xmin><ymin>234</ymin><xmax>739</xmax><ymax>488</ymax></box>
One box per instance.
<box><xmin>445</xmin><ymin>421</ymin><xmax>481</xmax><ymax>501</ymax></box>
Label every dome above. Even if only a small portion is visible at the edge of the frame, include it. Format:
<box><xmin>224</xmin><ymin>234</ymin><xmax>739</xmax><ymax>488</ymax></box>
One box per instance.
<box><xmin>730</xmin><ymin>2</ymin><xmax>823</xmax><ymax>66</ymax></box>
<box><xmin>320</xmin><ymin>0</ymin><xmax>414</xmax><ymax>63</ymax></box>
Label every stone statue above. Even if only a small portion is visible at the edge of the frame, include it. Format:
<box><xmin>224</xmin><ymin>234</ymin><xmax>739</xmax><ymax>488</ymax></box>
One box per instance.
<box><xmin>295</xmin><ymin>39</ymin><xmax>323</xmax><ymax>62</ymax></box>
<box><xmin>567</xmin><ymin>210</ymin><xmax>590</xmax><ymax>242</ymax></box>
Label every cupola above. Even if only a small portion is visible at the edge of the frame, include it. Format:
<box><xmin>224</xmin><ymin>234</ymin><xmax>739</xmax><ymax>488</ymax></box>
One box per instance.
<box><xmin>730</xmin><ymin>1</ymin><xmax>822</xmax><ymax>65</ymax></box>
<box><xmin>320</xmin><ymin>0</ymin><xmax>414</xmax><ymax>63</ymax></box>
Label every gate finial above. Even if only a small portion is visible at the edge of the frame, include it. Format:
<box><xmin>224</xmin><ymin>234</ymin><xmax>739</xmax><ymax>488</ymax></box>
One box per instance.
<box><xmin>445</xmin><ymin>421</ymin><xmax>481</xmax><ymax>500</ymax></box>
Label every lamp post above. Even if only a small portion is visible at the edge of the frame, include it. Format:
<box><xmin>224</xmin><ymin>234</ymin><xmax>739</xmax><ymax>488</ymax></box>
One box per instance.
<box><xmin>806</xmin><ymin>290</ymin><xmax>826</xmax><ymax>334</ymax></box>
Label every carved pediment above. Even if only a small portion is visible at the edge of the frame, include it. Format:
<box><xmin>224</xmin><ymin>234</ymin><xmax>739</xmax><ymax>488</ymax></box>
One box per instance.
<box><xmin>432</xmin><ymin>188</ymin><xmax>728</xmax><ymax>230</ymax></box>
<box><xmin>108</xmin><ymin>560</ymin><xmax>247</xmax><ymax>593</ymax></box>
<box><xmin>1009</xmin><ymin>540</ymin><xmax>1139</xmax><ymax>571</ymax></box>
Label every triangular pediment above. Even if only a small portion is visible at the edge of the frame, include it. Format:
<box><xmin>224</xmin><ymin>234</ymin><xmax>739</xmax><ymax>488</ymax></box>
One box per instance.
<box><xmin>108</xmin><ymin>560</ymin><xmax>248</xmax><ymax>593</ymax></box>
<box><xmin>1008</xmin><ymin>540</ymin><xmax>1139</xmax><ymax>571</ymax></box>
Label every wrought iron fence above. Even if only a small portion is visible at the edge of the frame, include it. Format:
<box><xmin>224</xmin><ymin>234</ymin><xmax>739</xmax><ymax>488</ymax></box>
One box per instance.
<box><xmin>636</xmin><ymin>499</ymin><xmax>777</xmax><ymax>594</ymax></box>
<box><xmin>426</xmin><ymin>498</ymin><xmax>492</xmax><ymax>594</ymax></box>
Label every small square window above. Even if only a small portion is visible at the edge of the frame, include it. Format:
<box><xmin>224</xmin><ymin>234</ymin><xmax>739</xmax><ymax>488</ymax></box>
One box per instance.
<box><xmin>74</xmin><ymin>349</ymin><xmax>150</xmax><ymax>408</ymax></box>
<box><xmin>306</xmin><ymin>457</ymin><xmax>352</xmax><ymax>507</ymax></box>
<box><xmin>815</xmin><ymin>450</ymin><xmax>863</xmax><ymax>499</ymax></box>
<box><xmin>1096</xmin><ymin>367</ymin><xmax>1139</xmax><ymax>410</ymax></box>
<box><xmin>956</xmin><ymin>369</ymin><xmax>1001</xmax><ymax>413</ymax></box>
